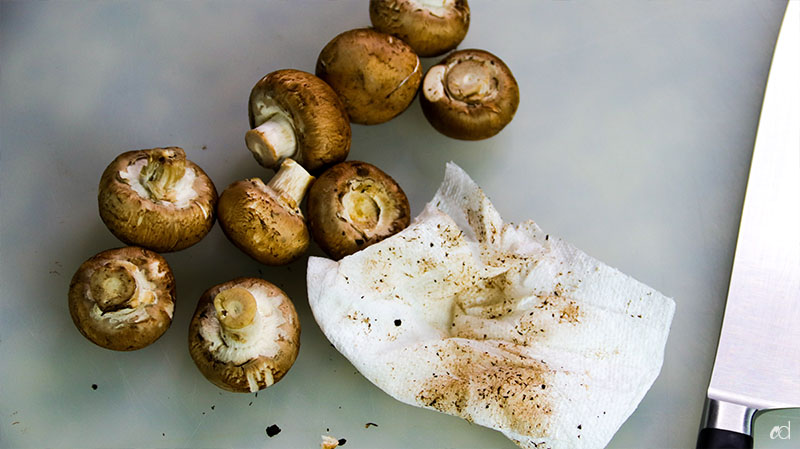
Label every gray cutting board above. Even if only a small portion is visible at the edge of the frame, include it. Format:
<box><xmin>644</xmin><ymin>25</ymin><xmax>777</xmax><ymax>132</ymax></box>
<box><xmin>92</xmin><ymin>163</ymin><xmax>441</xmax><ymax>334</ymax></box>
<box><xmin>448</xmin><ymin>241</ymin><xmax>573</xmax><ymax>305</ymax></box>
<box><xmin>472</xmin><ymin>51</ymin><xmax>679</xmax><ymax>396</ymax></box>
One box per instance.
<box><xmin>0</xmin><ymin>1</ymin><xmax>788</xmax><ymax>448</ymax></box>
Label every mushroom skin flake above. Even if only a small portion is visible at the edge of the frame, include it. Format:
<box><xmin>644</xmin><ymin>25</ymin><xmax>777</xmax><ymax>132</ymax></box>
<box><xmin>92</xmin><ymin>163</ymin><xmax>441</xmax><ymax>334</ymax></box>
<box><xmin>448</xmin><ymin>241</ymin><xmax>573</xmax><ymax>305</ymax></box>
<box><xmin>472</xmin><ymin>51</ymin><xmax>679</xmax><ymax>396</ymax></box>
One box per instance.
<box><xmin>307</xmin><ymin>163</ymin><xmax>675</xmax><ymax>449</ymax></box>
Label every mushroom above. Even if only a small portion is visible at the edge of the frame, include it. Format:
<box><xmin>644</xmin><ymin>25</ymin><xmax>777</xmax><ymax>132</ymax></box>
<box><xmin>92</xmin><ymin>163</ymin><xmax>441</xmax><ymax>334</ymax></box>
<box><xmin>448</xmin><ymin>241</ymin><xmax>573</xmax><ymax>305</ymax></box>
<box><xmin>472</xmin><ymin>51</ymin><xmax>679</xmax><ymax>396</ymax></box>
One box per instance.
<box><xmin>420</xmin><ymin>49</ymin><xmax>519</xmax><ymax>140</ymax></box>
<box><xmin>188</xmin><ymin>277</ymin><xmax>300</xmax><ymax>393</ymax></box>
<box><xmin>369</xmin><ymin>0</ymin><xmax>470</xmax><ymax>58</ymax></box>
<box><xmin>246</xmin><ymin>69</ymin><xmax>351</xmax><ymax>173</ymax></box>
<box><xmin>316</xmin><ymin>28</ymin><xmax>422</xmax><ymax>125</ymax></box>
<box><xmin>307</xmin><ymin>161</ymin><xmax>410</xmax><ymax>260</ymax></box>
<box><xmin>98</xmin><ymin>147</ymin><xmax>217</xmax><ymax>252</ymax></box>
<box><xmin>68</xmin><ymin>247</ymin><xmax>176</xmax><ymax>351</ymax></box>
<box><xmin>217</xmin><ymin>158</ymin><xmax>314</xmax><ymax>265</ymax></box>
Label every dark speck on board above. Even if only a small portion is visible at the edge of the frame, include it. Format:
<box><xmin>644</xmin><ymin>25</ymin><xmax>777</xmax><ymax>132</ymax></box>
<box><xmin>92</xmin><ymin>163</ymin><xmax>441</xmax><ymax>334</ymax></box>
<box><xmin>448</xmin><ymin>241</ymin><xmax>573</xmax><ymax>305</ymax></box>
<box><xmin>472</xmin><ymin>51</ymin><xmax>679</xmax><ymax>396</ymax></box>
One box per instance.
<box><xmin>394</xmin><ymin>319</ymin><xmax>402</xmax><ymax>326</ymax></box>
<box><xmin>266</xmin><ymin>424</ymin><xmax>281</xmax><ymax>437</ymax></box>
<box><xmin>338</xmin><ymin>438</ymin><xmax>347</xmax><ymax>446</ymax></box>
<box><xmin>91</xmin><ymin>384</ymin><xmax>98</xmax><ymax>390</ymax></box>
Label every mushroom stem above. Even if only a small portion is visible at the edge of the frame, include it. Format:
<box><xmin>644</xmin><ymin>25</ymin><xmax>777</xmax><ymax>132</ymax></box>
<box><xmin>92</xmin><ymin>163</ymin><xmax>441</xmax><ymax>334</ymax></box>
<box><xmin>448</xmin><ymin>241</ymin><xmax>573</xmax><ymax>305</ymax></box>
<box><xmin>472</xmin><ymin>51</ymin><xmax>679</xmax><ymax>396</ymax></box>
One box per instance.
<box><xmin>267</xmin><ymin>159</ymin><xmax>315</xmax><ymax>210</ymax></box>
<box><xmin>90</xmin><ymin>262</ymin><xmax>139</xmax><ymax>312</ymax></box>
<box><xmin>445</xmin><ymin>59</ymin><xmax>495</xmax><ymax>103</ymax></box>
<box><xmin>245</xmin><ymin>113</ymin><xmax>298</xmax><ymax>169</ymax></box>
<box><xmin>139</xmin><ymin>147</ymin><xmax>187</xmax><ymax>202</ymax></box>
<box><xmin>214</xmin><ymin>287</ymin><xmax>259</xmax><ymax>345</ymax></box>
<box><xmin>342</xmin><ymin>184</ymin><xmax>381</xmax><ymax>230</ymax></box>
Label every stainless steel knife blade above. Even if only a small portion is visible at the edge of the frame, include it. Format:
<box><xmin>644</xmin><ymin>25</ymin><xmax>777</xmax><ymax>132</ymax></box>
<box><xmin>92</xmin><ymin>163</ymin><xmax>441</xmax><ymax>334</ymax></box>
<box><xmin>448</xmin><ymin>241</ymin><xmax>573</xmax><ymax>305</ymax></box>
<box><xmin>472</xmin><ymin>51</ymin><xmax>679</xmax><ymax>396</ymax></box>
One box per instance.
<box><xmin>698</xmin><ymin>1</ymin><xmax>800</xmax><ymax>446</ymax></box>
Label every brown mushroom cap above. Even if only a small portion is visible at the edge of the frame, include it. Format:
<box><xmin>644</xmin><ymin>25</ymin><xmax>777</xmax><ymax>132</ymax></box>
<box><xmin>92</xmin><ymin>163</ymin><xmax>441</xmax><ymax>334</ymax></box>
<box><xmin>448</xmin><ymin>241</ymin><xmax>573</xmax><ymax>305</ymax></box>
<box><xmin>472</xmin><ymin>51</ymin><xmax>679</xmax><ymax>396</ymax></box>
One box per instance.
<box><xmin>98</xmin><ymin>147</ymin><xmax>217</xmax><ymax>252</ymax></box>
<box><xmin>217</xmin><ymin>159</ymin><xmax>313</xmax><ymax>265</ymax></box>
<box><xmin>307</xmin><ymin>161</ymin><xmax>411</xmax><ymax>260</ymax></box>
<box><xmin>420</xmin><ymin>49</ymin><xmax>519</xmax><ymax>140</ymax></box>
<box><xmin>247</xmin><ymin>69</ymin><xmax>351</xmax><ymax>173</ymax></box>
<box><xmin>369</xmin><ymin>0</ymin><xmax>470</xmax><ymax>58</ymax></box>
<box><xmin>188</xmin><ymin>277</ymin><xmax>300</xmax><ymax>393</ymax></box>
<box><xmin>316</xmin><ymin>28</ymin><xmax>422</xmax><ymax>125</ymax></box>
<box><xmin>68</xmin><ymin>247</ymin><xmax>176</xmax><ymax>351</ymax></box>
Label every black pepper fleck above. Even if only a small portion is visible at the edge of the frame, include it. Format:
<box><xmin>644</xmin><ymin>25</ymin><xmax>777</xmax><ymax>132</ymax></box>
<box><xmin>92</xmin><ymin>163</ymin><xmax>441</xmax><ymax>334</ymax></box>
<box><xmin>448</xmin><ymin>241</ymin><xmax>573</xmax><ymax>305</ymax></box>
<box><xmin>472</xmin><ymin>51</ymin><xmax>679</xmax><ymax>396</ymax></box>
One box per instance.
<box><xmin>91</xmin><ymin>384</ymin><xmax>98</xmax><ymax>390</ymax></box>
<box><xmin>394</xmin><ymin>319</ymin><xmax>402</xmax><ymax>326</ymax></box>
<box><xmin>365</xmin><ymin>422</ymin><xmax>379</xmax><ymax>428</ymax></box>
<box><xmin>338</xmin><ymin>438</ymin><xmax>347</xmax><ymax>446</ymax></box>
<box><xmin>266</xmin><ymin>424</ymin><xmax>281</xmax><ymax>437</ymax></box>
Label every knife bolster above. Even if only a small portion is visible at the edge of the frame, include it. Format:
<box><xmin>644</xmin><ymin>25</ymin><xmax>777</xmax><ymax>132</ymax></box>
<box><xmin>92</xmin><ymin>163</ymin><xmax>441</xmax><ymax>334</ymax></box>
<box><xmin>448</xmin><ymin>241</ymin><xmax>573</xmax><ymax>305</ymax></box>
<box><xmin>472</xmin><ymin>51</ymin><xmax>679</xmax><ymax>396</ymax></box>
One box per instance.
<box><xmin>700</xmin><ymin>397</ymin><xmax>757</xmax><ymax>436</ymax></box>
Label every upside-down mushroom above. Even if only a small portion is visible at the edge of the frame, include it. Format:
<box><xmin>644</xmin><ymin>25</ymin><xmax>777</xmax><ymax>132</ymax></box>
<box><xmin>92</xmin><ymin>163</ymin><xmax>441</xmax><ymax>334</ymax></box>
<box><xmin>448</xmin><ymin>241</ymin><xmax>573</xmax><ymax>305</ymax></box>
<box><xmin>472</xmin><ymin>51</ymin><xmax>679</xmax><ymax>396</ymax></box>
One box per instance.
<box><xmin>316</xmin><ymin>28</ymin><xmax>422</xmax><ymax>125</ymax></box>
<box><xmin>98</xmin><ymin>147</ymin><xmax>217</xmax><ymax>252</ymax></box>
<box><xmin>68</xmin><ymin>247</ymin><xmax>176</xmax><ymax>351</ymax></box>
<box><xmin>188</xmin><ymin>277</ymin><xmax>300</xmax><ymax>393</ymax></box>
<box><xmin>421</xmin><ymin>49</ymin><xmax>519</xmax><ymax>140</ymax></box>
<box><xmin>369</xmin><ymin>0</ymin><xmax>470</xmax><ymax>57</ymax></box>
<box><xmin>217</xmin><ymin>159</ymin><xmax>314</xmax><ymax>265</ymax></box>
<box><xmin>307</xmin><ymin>161</ymin><xmax>410</xmax><ymax>260</ymax></box>
<box><xmin>246</xmin><ymin>69</ymin><xmax>351</xmax><ymax>173</ymax></box>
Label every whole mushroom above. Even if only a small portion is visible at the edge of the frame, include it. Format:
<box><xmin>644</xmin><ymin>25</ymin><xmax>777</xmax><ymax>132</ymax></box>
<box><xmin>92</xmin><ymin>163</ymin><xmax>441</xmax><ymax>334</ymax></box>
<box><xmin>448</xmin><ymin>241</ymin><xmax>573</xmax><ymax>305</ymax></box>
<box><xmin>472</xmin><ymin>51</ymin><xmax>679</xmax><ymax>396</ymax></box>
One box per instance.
<box><xmin>217</xmin><ymin>158</ymin><xmax>314</xmax><ymax>265</ymax></box>
<box><xmin>369</xmin><ymin>0</ymin><xmax>470</xmax><ymax>57</ymax></box>
<box><xmin>68</xmin><ymin>247</ymin><xmax>176</xmax><ymax>351</ymax></box>
<box><xmin>420</xmin><ymin>49</ymin><xmax>519</xmax><ymax>140</ymax></box>
<box><xmin>316</xmin><ymin>28</ymin><xmax>422</xmax><ymax>125</ymax></box>
<box><xmin>307</xmin><ymin>161</ymin><xmax>410</xmax><ymax>260</ymax></box>
<box><xmin>98</xmin><ymin>147</ymin><xmax>217</xmax><ymax>252</ymax></box>
<box><xmin>246</xmin><ymin>69</ymin><xmax>351</xmax><ymax>173</ymax></box>
<box><xmin>188</xmin><ymin>277</ymin><xmax>300</xmax><ymax>393</ymax></box>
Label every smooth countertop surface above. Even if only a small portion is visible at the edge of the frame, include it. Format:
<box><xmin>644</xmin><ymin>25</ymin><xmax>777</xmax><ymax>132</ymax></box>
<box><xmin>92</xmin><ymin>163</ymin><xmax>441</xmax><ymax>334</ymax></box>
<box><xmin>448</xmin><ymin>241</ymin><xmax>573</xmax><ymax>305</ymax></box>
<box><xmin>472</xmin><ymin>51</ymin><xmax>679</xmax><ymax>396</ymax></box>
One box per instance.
<box><xmin>0</xmin><ymin>1</ymin><xmax>789</xmax><ymax>448</ymax></box>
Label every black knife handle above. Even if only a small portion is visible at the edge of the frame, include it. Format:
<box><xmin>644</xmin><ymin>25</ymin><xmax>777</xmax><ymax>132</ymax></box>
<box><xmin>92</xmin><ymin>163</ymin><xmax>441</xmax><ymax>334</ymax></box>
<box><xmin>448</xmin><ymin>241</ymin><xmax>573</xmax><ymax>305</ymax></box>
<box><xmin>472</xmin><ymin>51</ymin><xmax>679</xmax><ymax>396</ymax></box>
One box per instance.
<box><xmin>696</xmin><ymin>428</ymin><xmax>753</xmax><ymax>449</ymax></box>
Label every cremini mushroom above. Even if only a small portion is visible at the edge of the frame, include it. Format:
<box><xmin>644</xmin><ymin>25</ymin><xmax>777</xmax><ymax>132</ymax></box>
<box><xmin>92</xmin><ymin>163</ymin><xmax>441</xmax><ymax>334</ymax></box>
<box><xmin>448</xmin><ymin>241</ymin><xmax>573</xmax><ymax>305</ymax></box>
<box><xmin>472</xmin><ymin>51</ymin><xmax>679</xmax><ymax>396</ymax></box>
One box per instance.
<box><xmin>307</xmin><ymin>161</ymin><xmax>410</xmax><ymax>260</ymax></box>
<box><xmin>316</xmin><ymin>28</ymin><xmax>422</xmax><ymax>125</ymax></box>
<box><xmin>246</xmin><ymin>69</ymin><xmax>351</xmax><ymax>173</ymax></box>
<box><xmin>369</xmin><ymin>0</ymin><xmax>470</xmax><ymax>57</ymax></box>
<box><xmin>68</xmin><ymin>247</ymin><xmax>176</xmax><ymax>351</ymax></box>
<box><xmin>188</xmin><ymin>277</ymin><xmax>300</xmax><ymax>393</ymax></box>
<box><xmin>420</xmin><ymin>49</ymin><xmax>519</xmax><ymax>140</ymax></box>
<box><xmin>98</xmin><ymin>147</ymin><xmax>217</xmax><ymax>252</ymax></box>
<box><xmin>217</xmin><ymin>158</ymin><xmax>314</xmax><ymax>265</ymax></box>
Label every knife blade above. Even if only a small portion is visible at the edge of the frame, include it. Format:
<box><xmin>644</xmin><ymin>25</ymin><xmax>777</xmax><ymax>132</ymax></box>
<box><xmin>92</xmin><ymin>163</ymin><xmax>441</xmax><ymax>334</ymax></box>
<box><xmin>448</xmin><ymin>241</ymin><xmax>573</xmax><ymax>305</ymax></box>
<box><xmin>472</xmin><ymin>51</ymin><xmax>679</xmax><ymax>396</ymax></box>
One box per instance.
<box><xmin>697</xmin><ymin>2</ymin><xmax>800</xmax><ymax>449</ymax></box>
